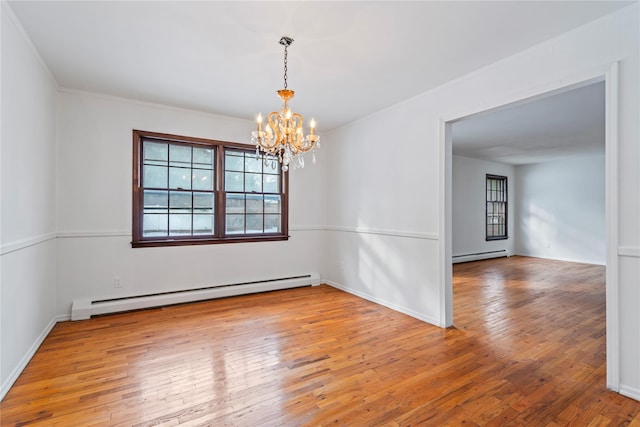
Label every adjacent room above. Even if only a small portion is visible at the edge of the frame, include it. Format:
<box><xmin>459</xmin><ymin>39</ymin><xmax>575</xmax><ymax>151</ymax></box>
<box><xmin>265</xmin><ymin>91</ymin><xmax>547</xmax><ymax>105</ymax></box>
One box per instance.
<box><xmin>1</xmin><ymin>1</ymin><xmax>639</xmax><ymax>425</ymax></box>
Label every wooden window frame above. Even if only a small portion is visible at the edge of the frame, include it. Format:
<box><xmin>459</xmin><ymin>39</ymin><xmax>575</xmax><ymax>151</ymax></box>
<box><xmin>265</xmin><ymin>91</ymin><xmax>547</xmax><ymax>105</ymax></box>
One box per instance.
<box><xmin>485</xmin><ymin>174</ymin><xmax>508</xmax><ymax>241</ymax></box>
<box><xmin>132</xmin><ymin>130</ymin><xmax>288</xmax><ymax>248</ymax></box>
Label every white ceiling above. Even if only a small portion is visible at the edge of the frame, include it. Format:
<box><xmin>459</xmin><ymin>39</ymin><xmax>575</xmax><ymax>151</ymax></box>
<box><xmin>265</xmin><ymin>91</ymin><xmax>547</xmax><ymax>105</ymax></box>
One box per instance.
<box><xmin>452</xmin><ymin>81</ymin><xmax>605</xmax><ymax>165</ymax></box>
<box><xmin>7</xmin><ymin>0</ymin><xmax>630</xmax><ymax>136</ymax></box>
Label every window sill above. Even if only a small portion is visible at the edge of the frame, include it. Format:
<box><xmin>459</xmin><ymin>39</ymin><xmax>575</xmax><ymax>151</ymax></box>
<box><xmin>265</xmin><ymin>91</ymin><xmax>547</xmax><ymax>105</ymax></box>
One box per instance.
<box><xmin>131</xmin><ymin>234</ymin><xmax>289</xmax><ymax>248</ymax></box>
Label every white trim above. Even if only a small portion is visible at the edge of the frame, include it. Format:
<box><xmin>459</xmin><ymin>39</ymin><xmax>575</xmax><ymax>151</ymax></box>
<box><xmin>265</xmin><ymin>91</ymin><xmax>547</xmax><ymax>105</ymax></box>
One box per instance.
<box><xmin>289</xmin><ymin>226</ymin><xmax>326</xmax><ymax>232</ymax></box>
<box><xmin>0</xmin><ymin>315</ymin><xmax>65</xmax><ymax>401</ymax></box>
<box><xmin>325</xmin><ymin>280</ymin><xmax>441</xmax><ymax>327</ymax></box>
<box><xmin>325</xmin><ymin>226</ymin><xmax>438</xmax><ymax>240</ymax></box>
<box><xmin>618</xmin><ymin>246</ymin><xmax>640</xmax><ymax>258</ymax></box>
<box><xmin>619</xmin><ymin>385</ymin><xmax>640</xmax><ymax>402</ymax></box>
<box><xmin>0</xmin><ymin>232</ymin><xmax>57</xmax><ymax>256</ymax></box>
<box><xmin>0</xmin><ymin>227</ymin><xmax>439</xmax><ymax>252</ymax></box>
<box><xmin>439</xmin><ymin>119</ymin><xmax>453</xmax><ymax>327</ymax></box>
<box><xmin>56</xmin><ymin>231</ymin><xmax>131</xmax><ymax>239</ymax></box>
<box><xmin>604</xmin><ymin>62</ymin><xmax>620</xmax><ymax>392</ymax></box>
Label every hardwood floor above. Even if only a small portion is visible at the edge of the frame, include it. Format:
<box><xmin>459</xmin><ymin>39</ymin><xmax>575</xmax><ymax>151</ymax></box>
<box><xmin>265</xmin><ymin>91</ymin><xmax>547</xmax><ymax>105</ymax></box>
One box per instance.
<box><xmin>2</xmin><ymin>256</ymin><xmax>640</xmax><ymax>426</ymax></box>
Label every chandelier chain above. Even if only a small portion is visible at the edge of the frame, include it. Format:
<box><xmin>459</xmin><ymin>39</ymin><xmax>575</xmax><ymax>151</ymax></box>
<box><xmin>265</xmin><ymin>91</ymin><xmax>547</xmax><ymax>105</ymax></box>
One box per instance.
<box><xmin>283</xmin><ymin>44</ymin><xmax>288</xmax><ymax>89</ymax></box>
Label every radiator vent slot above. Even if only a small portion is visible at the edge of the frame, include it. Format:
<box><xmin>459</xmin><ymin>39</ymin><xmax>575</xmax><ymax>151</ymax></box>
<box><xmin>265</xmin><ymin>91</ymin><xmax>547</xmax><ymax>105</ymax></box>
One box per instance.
<box><xmin>71</xmin><ymin>273</ymin><xmax>320</xmax><ymax>321</ymax></box>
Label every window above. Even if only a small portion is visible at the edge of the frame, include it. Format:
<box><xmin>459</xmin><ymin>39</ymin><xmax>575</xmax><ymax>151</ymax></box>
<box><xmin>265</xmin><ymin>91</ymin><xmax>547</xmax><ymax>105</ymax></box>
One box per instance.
<box><xmin>132</xmin><ymin>130</ymin><xmax>288</xmax><ymax>247</ymax></box>
<box><xmin>486</xmin><ymin>174</ymin><xmax>507</xmax><ymax>241</ymax></box>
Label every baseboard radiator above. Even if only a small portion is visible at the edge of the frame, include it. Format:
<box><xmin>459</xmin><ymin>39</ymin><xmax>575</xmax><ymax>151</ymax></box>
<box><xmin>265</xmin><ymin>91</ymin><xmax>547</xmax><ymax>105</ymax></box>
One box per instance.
<box><xmin>71</xmin><ymin>273</ymin><xmax>320</xmax><ymax>321</ymax></box>
<box><xmin>452</xmin><ymin>250</ymin><xmax>509</xmax><ymax>264</ymax></box>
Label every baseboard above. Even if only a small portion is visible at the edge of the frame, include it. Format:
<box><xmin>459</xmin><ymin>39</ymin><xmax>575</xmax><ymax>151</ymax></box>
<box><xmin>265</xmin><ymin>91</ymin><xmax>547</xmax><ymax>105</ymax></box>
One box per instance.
<box><xmin>452</xmin><ymin>250</ymin><xmax>509</xmax><ymax>264</ymax></box>
<box><xmin>619</xmin><ymin>384</ymin><xmax>640</xmax><ymax>402</ymax></box>
<box><xmin>1</xmin><ymin>314</ymin><xmax>66</xmax><ymax>401</ymax></box>
<box><xmin>71</xmin><ymin>273</ymin><xmax>320</xmax><ymax>320</ymax></box>
<box><xmin>325</xmin><ymin>280</ymin><xmax>442</xmax><ymax>327</ymax></box>
<box><xmin>512</xmin><ymin>252</ymin><xmax>606</xmax><ymax>266</ymax></box>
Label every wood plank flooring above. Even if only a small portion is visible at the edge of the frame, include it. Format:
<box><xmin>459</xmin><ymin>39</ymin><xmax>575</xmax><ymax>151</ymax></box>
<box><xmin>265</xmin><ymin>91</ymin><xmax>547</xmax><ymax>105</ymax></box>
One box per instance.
<box><xmin>2</xmin><ymin>256</ymin><xmax>640</xmax><ymax>425</ymax></box>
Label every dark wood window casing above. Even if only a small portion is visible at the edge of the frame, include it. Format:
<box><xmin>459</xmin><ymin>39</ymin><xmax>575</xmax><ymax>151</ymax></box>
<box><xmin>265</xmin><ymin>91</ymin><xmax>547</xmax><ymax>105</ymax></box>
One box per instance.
<box><xmin>486</xmin><ymin>174</ymin><xmax>507</xmax><ymax>241</ymax></box>
<box><xmin>132</xmin><ymin>130</ymin><xmax>288</xmax><ymax>248</ymax></box>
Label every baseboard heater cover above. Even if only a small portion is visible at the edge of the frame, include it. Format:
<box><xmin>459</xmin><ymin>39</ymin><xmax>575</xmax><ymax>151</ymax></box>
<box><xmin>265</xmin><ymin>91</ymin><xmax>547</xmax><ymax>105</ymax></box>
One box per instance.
<box><xmin>71</xmin><ymin>273</ymin><xmax>320</xmax><ymax>321</ymax></box>
<box><xmin>452</xmin><ymin>250</ymin><xmax>509</xmax><ymax>264</ymax></box>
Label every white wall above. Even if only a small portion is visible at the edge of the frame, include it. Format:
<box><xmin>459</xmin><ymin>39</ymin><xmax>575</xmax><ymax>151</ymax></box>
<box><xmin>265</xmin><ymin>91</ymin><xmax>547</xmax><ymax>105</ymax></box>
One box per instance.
<box><xmin>324</xmin><ymin>4</ymin><xmax>639</xmax><ymax>398</ymax></box>
<box><xmin>1</xmin><ymin>4</ymin><xmax>59</xmax><ymax>398</ymax></box>
<box><xmin>515</xmin><ymin>152</ymin><xmax>605</xmax><ymax>264</ymax></box>
<box><xmin>55</xmin><ymin>91</ymin><xmax>326</xmax><ymax>317</ymax></box>
<box><xmin>452</xmin><ymin>155</ymin><xmax>515</xmax><ymax>259</ymax></box>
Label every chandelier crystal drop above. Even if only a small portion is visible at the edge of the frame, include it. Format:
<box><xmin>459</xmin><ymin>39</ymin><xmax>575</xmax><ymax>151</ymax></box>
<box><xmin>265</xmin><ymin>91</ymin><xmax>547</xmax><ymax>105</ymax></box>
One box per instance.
<box><xmin>251</xmin><ymin>36</ymin><xmax>320</xmax><ymax>172</ymax></box>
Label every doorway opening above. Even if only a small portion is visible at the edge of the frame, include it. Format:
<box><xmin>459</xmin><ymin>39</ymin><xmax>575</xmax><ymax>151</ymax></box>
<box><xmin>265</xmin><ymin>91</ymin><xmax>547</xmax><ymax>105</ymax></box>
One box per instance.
<box><xmin>439</xmin><ymin>64</ymin><xmax>619</xmax><ymax>391</ymax></box>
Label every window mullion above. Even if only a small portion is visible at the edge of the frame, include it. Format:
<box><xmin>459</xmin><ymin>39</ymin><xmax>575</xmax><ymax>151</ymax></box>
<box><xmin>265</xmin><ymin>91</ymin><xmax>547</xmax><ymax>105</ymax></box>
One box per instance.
<box><xmin>216</xmin><ymin>146</ymin><xmax>225</xmax><ymax>238</ymax></box>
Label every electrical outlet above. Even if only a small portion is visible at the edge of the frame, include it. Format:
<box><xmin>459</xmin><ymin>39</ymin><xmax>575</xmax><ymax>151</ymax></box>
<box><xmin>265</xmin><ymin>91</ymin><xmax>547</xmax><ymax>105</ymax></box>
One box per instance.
<box><xmin>114</xmin><ymin>277</ymin><xmax>122</xmax><ymax>288</ymax></box>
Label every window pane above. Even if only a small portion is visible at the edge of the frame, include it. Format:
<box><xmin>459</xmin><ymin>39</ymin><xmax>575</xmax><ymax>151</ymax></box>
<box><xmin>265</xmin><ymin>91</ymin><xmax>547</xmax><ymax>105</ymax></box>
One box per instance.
<box><xmin>144</xmin><ymin>165</ymin><xmax>167</xmax><ymax>188</ymax></box>
<box><xmin>226</xmin><ymin>215</ymin><xmax>245</xmax><ymax>234</ymax></box>
<box><xmin>192</xmin><ymin>169</ymin><xmax>213</xmax><ymax>191</ymax></box>
<box><xmin>144</xmin><ymin>190</ymin><xmax>168</xmax><ymax>212</ymax></box>
<box><xmin>226</xmin><ymin>194</ymin><xmax>245</xmax><ymax>214</ymax></box>
<box><xmin>246</xmin><ymin>194</ymin><xmax>263</xmax><ymax>214</ymax></box>
<box><xmin>143</xmin><ymin>214</ymin><xmax>168</xmax><ymax>236</ymax></box>
<box><xmin>170</xmin><ymin>145</ymin><xmax>191</xmax><ymax>167</ymax></box>
<box><xmin>264</xmin><ymin>214</ymin><xmax>281</xmax><ymax>233</ymax></box>
<box><xmin>225</xmin><ymin>151</ymin><xmax>244</xmax><ymax>171</ymax></box>
<box><xmin>245</xmin><ymin>156</ymin><xmax>262</xmax><ymax>173</ymax></box>
<box><xmin>225</xmin><ymin>171</ymin><xmax>244</xmax><ymax>191</ymax></box>
<box><xmin>263</xmin><ymin>157</ymin><xmax>279</xmax><ymax>171</ymax></box>
<box><xmin>193</xmin><ymin>147</ymin><xmax>213</xmax><ymax>168</ymax></box>
<box><xmin>169</xmin><ymin>214</ymin><xmax>191</xmax><ymax>235</ymax></box>
<box><xmin>169</xmin><ymin>167</ymin><xmax>192</xmax><ymax>189</ymax></box>
<box><xmin>193</xmin><ymin>215</ymin><xmax>214</xmax><ymax>235</ymax></box>
<box><xmin>170</xmin><ymin>192</ymin><xmax>192</xmax><ymax>213</ymax></box>
<box><xmin>245</xmin><ymin>173</ymin><xmax>262</xmax><ymax>192</ymax></box>
<box><xmin>263</xmin><ymin>174</ymin><xmax>279</xmax><ymax>193</ymax></box>
<box><xmin>265</xmin><ymin>195</ymin><xmax>281</xmax><ymax>213</ymax></box>
<box><xmin>194</xmin><ymin>192</ymin><xmax>214</xmax><ymax>213</ymax></box>
<box><xmin>144</xmin><ymin>141</ymin><xmax>168</xmax><ymax>163</ymax></box>
<box><xmin>246</xmin><ymin>214</ymin><xmax>264</xmax><ymax>233</ymax></box>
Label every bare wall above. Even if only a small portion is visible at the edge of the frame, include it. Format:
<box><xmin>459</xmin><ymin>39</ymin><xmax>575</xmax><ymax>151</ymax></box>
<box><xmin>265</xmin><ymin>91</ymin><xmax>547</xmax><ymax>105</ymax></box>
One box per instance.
<box><xmin>515</xmin><ymin>152</ymin><xmax>606</xmax><ymax>265</ymax></box>
<box><xmin>1</xmin><ymin>3</ymin><xmax>58</xmax><ymax>398</ymax></box>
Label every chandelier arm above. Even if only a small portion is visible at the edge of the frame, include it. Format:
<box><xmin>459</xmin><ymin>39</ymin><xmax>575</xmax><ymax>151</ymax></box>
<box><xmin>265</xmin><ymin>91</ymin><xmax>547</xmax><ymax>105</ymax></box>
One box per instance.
<box><xmin>266</xmin><ymin>111</ymin><xmax>282</xmax><ymax>149</ymax></box>
<box><xmin>290</xmin><ymin>114</ymin><xmax>306</xmax><ymax>151</ymax></box>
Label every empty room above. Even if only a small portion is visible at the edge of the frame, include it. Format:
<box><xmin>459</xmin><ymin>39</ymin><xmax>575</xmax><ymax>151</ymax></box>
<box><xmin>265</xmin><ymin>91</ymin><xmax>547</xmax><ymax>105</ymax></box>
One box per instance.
<box><xmin>2</xmin><ymin>1</ymin><xmax>639</xmax><ymax>425</ymax></box>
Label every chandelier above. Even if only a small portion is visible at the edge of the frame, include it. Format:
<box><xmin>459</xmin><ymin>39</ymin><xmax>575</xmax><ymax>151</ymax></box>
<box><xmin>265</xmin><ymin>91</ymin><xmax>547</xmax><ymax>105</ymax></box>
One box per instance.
<box><xmin>251</xmin><ymin>36</ymin><xmax>320</xmax><ymax>172</ymax></box>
